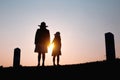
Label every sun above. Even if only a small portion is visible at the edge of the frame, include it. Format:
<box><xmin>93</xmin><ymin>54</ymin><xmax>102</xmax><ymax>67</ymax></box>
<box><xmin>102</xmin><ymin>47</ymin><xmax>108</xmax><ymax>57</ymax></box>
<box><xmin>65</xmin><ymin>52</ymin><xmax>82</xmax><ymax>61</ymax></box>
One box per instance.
<box><xmin>48</xmin><ymin>43</ymin><xmax>54</xmax><ymax>53</ymax></box>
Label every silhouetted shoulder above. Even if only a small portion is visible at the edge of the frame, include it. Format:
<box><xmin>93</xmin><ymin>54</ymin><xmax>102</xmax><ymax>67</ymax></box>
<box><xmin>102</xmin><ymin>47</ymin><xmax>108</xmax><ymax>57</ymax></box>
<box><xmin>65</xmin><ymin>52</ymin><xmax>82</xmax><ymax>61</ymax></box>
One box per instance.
<box><xmin>46</xmin><ymin>28</ymin><xmax>50</xmax><ymax>31</ymax></box>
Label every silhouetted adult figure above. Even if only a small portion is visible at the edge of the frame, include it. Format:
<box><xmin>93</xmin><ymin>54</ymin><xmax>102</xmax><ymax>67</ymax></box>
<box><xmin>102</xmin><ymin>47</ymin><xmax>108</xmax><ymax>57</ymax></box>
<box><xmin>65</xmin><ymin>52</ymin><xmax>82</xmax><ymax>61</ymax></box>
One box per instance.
<box><xmin>34</xmin><ymin>22</ymin><xmax>50</xmax><ymax>66</ymax></box>
<box><xmin>52</xmin><ymin>32</ymin><xmax>62</xmax><ymax>66</ymax></box>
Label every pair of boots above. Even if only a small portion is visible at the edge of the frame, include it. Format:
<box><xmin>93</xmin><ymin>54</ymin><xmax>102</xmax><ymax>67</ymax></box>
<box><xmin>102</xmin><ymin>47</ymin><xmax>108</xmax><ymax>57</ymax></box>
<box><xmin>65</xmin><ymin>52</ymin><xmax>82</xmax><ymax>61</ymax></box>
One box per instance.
<box><xmin>53</xmin><ymin>62</ymin><xmax>59</xmax><ymax>66</ymax></box>
<box><xmin>37</xmin><ymin>62</ymin><xmax>44</xmax><ymax>67</ymax></box>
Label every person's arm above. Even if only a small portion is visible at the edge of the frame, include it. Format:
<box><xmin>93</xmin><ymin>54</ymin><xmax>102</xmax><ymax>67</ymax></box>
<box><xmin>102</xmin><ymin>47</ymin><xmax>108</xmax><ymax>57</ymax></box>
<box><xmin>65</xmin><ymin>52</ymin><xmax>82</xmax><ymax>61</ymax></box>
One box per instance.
<box><xmin>46</xmin><ymin>30</ymin><xmax>50</xmax><ymax>46</ymax></box>
<box><xmin>35</xmin><ymin>29</ymin><xmax>39</xmax><ymax>44</ymax></box>
<box><xmin>48</xmin><ymin>30</ymin><xmax>50</xmax><ymax>45</ymax></box>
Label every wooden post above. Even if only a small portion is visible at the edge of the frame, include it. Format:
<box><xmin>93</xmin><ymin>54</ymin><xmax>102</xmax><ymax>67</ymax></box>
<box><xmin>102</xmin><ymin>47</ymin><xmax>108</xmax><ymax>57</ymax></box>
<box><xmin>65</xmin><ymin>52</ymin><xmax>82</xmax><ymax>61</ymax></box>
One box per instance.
<box><xmin>13</xmin><ymin>48</ymin><xmax>21</xmax><ymax>67</ymax></box>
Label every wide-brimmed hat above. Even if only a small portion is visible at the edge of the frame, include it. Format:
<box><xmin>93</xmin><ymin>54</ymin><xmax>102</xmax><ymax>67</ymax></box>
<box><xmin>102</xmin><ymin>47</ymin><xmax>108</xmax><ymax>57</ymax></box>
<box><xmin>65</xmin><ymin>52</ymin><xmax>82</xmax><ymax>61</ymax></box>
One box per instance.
<box><xmin>38</xmin><ymin>22</ymin><xmax>48</xmax><ymax>27</ymax></box>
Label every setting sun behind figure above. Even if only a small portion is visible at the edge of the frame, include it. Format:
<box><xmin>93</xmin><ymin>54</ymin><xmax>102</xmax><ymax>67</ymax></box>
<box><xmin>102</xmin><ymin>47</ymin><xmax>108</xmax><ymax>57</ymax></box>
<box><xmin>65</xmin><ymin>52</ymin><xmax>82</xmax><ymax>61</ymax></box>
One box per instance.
<box><xmin>48</xmin><ymin>43</ymin><xmax>54</xmax><ymax>53</ymax></box>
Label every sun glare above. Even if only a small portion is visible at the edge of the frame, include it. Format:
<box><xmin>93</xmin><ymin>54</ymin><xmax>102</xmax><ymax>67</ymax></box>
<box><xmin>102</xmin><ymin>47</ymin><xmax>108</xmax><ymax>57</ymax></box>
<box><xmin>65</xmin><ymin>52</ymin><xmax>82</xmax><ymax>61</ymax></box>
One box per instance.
<box><xmin>48</xmin><ymin>43</ymin><xmax>54</xmax><ymax>53</ymax></box>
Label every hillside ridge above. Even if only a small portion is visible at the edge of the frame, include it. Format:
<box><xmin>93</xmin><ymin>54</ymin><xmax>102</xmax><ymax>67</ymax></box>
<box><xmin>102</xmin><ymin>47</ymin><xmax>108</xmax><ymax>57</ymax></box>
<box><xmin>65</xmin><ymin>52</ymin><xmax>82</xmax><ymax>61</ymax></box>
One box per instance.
<box><xmin>0</xmin><ymin>59</ymin><xmax>120</xmax><ymax>79</ymax></box>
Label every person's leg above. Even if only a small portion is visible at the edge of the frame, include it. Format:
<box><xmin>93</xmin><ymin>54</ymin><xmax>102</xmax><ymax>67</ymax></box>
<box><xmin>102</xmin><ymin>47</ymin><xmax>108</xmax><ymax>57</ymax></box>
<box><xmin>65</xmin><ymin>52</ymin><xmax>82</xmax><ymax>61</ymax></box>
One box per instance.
<box><xmin>53</xmin><ymin>56</ymin><xmax>56</xmax><ymax>66</ymax></box>
<box><xmin>57</xmin><ymin>55</ymin><xmax>60</xmax><ymax>65</ymax></box>
<box><xmin>42</xmin><ymin>53</ymin><xmax>45</xmax><ymax>66</ymax></box>
<box><xmin>38</xmin><ymin>53</ymin><xmax>41</xmax><ymax>66</ymax></box>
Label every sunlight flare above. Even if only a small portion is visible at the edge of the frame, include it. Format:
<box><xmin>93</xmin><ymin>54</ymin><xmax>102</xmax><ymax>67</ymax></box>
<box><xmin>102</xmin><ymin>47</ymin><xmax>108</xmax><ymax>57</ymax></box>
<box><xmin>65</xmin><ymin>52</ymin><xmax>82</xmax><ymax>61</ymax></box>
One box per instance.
<box><xmin>48</xmin><ymin>43</ymin><xmax>54</xmax><ymax>53</ymax></box>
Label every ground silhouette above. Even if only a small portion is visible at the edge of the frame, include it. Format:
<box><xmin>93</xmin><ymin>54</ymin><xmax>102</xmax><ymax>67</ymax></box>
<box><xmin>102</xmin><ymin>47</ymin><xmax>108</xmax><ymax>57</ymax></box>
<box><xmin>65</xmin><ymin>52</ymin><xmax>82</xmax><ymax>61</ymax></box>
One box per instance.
<box><xmin>0</xmin><ymin>59</ymin><xmax>120</xmax><ymax>80</ymax></box>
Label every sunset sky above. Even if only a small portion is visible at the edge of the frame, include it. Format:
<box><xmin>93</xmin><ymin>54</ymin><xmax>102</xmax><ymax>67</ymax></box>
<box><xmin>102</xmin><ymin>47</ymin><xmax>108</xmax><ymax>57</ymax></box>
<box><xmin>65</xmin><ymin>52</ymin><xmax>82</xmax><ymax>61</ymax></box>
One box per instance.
<box><xmin>0</xmin><ymin>0</ymin><xmax>120</xmax><ymax>67</ymax></box>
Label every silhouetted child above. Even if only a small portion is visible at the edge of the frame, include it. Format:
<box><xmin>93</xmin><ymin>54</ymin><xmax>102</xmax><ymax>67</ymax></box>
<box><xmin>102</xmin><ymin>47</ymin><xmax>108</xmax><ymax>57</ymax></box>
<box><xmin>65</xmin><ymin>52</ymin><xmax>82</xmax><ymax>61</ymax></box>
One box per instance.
<box><xmin>52</xmin><ymin>32</ymin><xmax>62</xmax><ymax>66</ymax></box>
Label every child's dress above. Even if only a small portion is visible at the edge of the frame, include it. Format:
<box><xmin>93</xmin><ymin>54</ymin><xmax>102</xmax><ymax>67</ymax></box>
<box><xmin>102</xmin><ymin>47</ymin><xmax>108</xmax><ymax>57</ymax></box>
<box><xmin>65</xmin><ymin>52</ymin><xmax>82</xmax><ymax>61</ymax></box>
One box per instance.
<box><xmin>52</xmin><ymin>35</ymin><xmax>61</xmax><ymax>56</ymax></box>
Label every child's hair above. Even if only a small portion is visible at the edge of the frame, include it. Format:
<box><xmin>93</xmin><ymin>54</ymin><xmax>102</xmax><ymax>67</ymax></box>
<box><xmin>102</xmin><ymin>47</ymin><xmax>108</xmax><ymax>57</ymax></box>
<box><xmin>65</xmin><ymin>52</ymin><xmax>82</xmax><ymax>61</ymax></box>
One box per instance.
<box><xmin>54</xmin><ymin>32</ymin><xmax>60</xmax><ymax>36</ymax></box>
